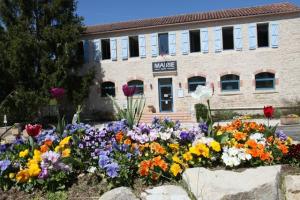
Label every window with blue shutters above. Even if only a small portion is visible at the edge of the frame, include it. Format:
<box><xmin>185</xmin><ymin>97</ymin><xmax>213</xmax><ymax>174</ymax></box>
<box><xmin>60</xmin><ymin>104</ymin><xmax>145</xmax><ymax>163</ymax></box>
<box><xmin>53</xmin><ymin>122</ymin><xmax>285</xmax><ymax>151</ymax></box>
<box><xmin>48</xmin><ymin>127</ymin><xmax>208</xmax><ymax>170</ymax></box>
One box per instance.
<box><xmin>200</xmin><ymin>28</ymin><xmax>209</xmax><ymax>53</ymax></box>
<box><xmin>221</xmin><ymin>74</ymin><xmax>240</xmax><ymax>91</ymax></box>
<box><xmin>110</xmin><ymin>38</ymin><xmax>117</xmax><ymax>61</ymax></box>
<box><xmin>214</xmin><ymin>27</ymin><xmax>222</xmax><ymax>52</ymax></box>
<box><xmin>248</xmin><ymin>23</ymin><xmax>257</xmax><ymax>50</ymax></box>
<box><xmin>83</xmin><ymin>40</ymin><xmax>89</xmax><ymax>63</ymax></box>
<box><xmin>151</xmin><ymin>33</ymin><xmax>158</xmax><ymax>57</ymax></box>
<box><xmin>168</xmin><ymin>32</ymin><xmax>176</xmax><ymax>56</ymax></box>
<box><xmin>138</xmin><ymin>35</ymin><xmax>146</xmax><ymax>58</ymax></box>
<box><xmin>189</xmin><ymin>30</ymin><xmax>200</xmax><ymax>53</ymax></box>
<box><xmin>129</xmin><ymin>36</ymin><xmax>139</xmax><ymax>57</ymax></box>
<box><xmin>181</xmin><ymin>30</ymin><xmax>190</xmax><ymax>55</ymax></box>
<box><xmin>159</xmin><ymin>33</ymin><xmax>169</xmax><ymax>55</ymax></box>
<box><xmin>93</xmin><ymin>39</ymin><xmax>101</xmax><ymax>62</ymax></box>
<box><xmin>255</xmin><ymin>72</ymin><xmax>275</xmax><ymax>90</ymax></box>
<box><xmin>257</xmin><ymin>23</ymin><xmax>269</xmax><ymax>47</ymax></box>
<box><xmin>234</xmin><ymin>25</ymin><xmax>242</xmax><ymax>50</ymax></box>
<box><xmin>101</xmin><ymin>39</ymin><xmax>111</xmax><ymax>60</ymax></box>
<box><xmin>121</xmin><ymin>36</ymin><xmax>129</xmax><ymax>60</ymax></box>
<box><xmin>270</xmin><ymin>21</ymin><xmax>279</xmax><ymax>48</ymax></box>
<box><xmin>222</xmin><ymin>26</ymin><xmax>234</xmax><ymax>50</ymax></box>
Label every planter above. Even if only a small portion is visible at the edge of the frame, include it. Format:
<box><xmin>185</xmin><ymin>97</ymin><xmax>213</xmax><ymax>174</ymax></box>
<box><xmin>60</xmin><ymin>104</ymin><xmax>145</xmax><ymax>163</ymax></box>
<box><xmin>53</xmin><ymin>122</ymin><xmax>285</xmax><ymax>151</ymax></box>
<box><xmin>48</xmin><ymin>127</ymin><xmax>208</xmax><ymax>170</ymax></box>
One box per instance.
<box><xmin>280</xmin><ymin>116</ymin><xmax>300</xmax><ymax>125</ymax></box>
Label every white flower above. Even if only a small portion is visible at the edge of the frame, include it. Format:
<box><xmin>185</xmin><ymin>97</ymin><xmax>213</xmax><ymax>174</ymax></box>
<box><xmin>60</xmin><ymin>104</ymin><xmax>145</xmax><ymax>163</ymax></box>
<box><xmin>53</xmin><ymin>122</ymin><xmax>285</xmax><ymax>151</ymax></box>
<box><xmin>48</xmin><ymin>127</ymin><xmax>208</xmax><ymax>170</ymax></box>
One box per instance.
<box><xmin>192</xmin><ymin>137</ymin><xmax>214</xmax><ymax>146</ymax></box>
<box><xmin>191</xmin><ymin>85</ymin><xmax>213</xmax><ymax>101</ymax></box>
<box><xmin>159</xmin><ymin>131</ymin><xmax>172</xmax><ymax>140</ymax></box>
<box><xmin>250</xmin><ymin>133</ymin><xmax>266</xmax><ymax>145</ymax></box>
<box><xmin>221</xmin><ymin>147</ymin><xmax>252</xmax><ymax>167</ymax></box>
<box><xmin>87</xmin><ymin>166</ymin><xmax>97</xmax><ymax>173</ymax></box>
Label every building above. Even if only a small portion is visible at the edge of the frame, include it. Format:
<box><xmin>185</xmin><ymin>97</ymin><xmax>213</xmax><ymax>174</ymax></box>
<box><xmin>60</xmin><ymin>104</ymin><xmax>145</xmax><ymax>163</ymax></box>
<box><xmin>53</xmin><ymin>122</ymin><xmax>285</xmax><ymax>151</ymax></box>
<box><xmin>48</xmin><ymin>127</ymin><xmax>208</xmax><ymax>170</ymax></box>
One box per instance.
<box><xmin>81</xmin><ymin>2</ymin><xmax>300</xmax><ymax>122</ymax></box>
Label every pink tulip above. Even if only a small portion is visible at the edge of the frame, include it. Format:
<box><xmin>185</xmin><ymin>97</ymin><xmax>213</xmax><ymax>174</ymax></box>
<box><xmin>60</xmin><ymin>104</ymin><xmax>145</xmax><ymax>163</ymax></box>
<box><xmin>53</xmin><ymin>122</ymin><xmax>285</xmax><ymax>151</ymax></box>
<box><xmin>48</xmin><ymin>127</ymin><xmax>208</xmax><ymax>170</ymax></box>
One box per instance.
<box><xmin>122</xmin><ymin>84</ymin><xmax>136</xmax><ymax>97</ymax></box>
<box><xmin>50</xmin><ymin>88</ymin><xmax>65</xmax><ymax>99</ymax></box>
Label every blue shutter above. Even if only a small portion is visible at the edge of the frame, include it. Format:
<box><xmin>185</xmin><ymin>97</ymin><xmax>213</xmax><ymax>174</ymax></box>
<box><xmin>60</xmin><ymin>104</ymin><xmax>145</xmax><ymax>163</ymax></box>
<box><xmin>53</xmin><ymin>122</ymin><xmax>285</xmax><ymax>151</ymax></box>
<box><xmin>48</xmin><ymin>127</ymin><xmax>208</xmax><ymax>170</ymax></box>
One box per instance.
<box><xmin>83</xmin><ymin>40</ymin><xmax>89</xmax><ymax>63</ymax></box>
<box><xmin>138</xmin><ymin>35</ymin><xmax>146</xmax><ymax>58</ymax></box>
<box><xmin>214</xmin><ymin>27</ymin><xmax>222</xmax><ymax>52</ymax></box>
<box><xmin>151</xmin><ymin>33</ymin><xmax>158</xmax><ymax>57</ymax></box>
<box><xmin>121</xmin><ymin>36</ymin><xmax>128</xmax><ymax>60</ymax></box>
<box><xmin>168</xmin><ymin>32</ymin><xmax>176</xmax><ymax>56</ymax></box>
<box><xmin>93</xmin><ymin>39</ymin><xmax>101</xmax><ymax>62</ymax></box>
<box><xmin>110</xmin><ymin>38</ymin><xmax>117</xmax><ymax>61</ymax></box>
<box><xmin>270</xmin><ymin>21</ymin><xmax>279</xmax><ymax>48</ymax></box>
<box><xmin>248</xmin><ymin>23</ymin><xmax>257</xmax><ymax>50</ymax></box>
<box><xmin>181</xmin><ymin>30</ymin><xmax>189</xmax><ymax>55</ymax></box>
<box><xmin>234</xmin><ymin>25</ymin><xmax>242</xmax><ymax>51</ymax></box>
<box><xmin>200</xmin><ymin>28</ymin><xmax>209</xmax><ymax>53</ymax></box>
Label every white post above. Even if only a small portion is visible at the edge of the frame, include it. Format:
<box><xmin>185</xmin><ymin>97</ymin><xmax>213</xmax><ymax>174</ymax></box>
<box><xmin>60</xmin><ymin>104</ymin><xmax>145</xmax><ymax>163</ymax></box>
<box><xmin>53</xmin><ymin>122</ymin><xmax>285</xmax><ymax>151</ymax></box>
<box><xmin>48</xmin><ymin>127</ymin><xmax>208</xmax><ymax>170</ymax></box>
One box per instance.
<box><xmin>3</xmin><ymin>114</ymin><xmax>7</xmax><ymax>130</ymax></box>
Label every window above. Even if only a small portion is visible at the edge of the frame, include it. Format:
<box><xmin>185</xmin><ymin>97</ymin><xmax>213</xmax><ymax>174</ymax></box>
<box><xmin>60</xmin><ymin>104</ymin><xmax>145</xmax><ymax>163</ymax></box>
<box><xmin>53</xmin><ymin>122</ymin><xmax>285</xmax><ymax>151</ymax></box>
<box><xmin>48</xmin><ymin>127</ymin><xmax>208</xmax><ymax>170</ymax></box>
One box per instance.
<box><xmin>255</xmin><ymin>72</ymin><xmax>275</xmax><ymax>90</ymax></box>
<box><xmin>128</xmin><ymin>80</ymin><xmax>144</xmax><ymax>95</ymax></box>
<box><xmin>188</xmin><ymin>76</ymin><xmax>206</xmax><ymax>93</ymax></box>
<box><xmin>101</xmin><ymin>39</ymin><xmax>111</xmax><ymax>60</ymax></box>
<box><xmin>221</xmin><ymin>74</ymin><xmax>240</xmax><ymax>91</ymax></box>
<box><xmin>129</xmin><ymin>36</ymin><xmax>139</xmax><ymax>57</ymax></box>
<box><xmin>222</xmin><ymin>27</ymin><xmax>234</xmax><ymax>50</ymax></box>
<box><xmin>101</xmin><ymin>82</ymin><xmax>115</xmax><ymax>97</ymax></box>
<box><xmin>158</xmin><ymin>33</ymin><xmax>169</xmax><ymax>55</ymax></box>
<box><xmin>189</xmin><ymin>30</ymin><xmax>201</xmax><ymax>53</ymax></box>
<box><xmin>257</xmin><ymin>23</ymin><xmax>269</xmax><ymax>47</ymax></box>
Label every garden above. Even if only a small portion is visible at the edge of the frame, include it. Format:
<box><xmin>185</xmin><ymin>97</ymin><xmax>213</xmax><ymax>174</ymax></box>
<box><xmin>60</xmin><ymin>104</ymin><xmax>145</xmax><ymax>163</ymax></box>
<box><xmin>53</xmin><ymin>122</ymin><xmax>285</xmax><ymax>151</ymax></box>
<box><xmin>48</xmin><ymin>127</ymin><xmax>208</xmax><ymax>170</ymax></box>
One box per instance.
<box><xmin>0</xmin><ymin>84</ymin><xmax>300</xmax><ymax>199</ymax></box>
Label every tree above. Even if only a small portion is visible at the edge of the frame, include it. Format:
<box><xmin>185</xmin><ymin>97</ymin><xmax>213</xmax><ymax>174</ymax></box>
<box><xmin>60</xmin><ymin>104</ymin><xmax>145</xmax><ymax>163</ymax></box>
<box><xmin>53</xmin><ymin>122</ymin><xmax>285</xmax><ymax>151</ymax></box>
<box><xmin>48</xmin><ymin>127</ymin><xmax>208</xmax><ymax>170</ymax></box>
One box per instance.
<box><xmin>0</xmin><ymin>0</ymin><xmax>94</xmax><ymax>125</ymax></box>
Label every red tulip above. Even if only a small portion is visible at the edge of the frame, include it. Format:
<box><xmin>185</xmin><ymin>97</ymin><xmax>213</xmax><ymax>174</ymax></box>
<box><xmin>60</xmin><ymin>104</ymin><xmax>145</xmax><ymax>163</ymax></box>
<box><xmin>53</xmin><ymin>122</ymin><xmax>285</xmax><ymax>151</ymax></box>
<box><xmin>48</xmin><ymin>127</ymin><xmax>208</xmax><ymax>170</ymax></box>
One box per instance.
<box><xmin>25</xmin><ymin>124</ymin><xmax>42</xmax><ymax>137</ymax></box>
<box><xmin>50</xmin><ymin>87</ymin><xmax>65</xmax><ymax>99</ymax></box>
<box><xmin>263</xmin><ymin>106</ymin><xmax>275</xmax><ymax>119</ymax></box>
<box><xmin>122</xmin><ymin>84</ymin><xmax>136</xmax><ymax>97</ymax></box>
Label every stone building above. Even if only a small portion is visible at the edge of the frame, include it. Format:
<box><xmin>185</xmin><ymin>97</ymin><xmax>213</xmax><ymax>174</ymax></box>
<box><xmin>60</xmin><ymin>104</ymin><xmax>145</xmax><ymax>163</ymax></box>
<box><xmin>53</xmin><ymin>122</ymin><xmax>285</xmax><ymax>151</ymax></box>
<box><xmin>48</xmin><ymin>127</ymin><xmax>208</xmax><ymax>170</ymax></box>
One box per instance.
<box><xmin>81</xmin><ymin>2</ymin><xmax>300</xmax><ymax>122</ymax></box>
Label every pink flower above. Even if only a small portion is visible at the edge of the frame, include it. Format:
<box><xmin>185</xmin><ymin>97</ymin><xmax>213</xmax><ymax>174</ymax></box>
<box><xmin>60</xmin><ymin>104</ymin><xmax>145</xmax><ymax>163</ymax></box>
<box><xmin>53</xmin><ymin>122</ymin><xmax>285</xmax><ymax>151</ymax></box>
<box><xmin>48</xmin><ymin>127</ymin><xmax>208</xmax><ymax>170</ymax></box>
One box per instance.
<box><xmin>122</xmin><ymin>84</ymin><xmax>136</xmax><ymax>97</ymax></box>
<box><xmin>50</xmin><ymin>88</ymin><xmax>65</xmax><ymax>99</ymax></box>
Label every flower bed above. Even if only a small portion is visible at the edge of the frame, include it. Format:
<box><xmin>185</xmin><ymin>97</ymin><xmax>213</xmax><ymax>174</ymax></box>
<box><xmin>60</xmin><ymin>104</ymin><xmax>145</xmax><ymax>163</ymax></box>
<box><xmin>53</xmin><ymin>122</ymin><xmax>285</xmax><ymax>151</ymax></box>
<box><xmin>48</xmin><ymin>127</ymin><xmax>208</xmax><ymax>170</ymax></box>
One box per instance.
<box><xmin>0</xmin><ymin>117</ymin><xmax>299</xmax><ymax>192</ymax></box>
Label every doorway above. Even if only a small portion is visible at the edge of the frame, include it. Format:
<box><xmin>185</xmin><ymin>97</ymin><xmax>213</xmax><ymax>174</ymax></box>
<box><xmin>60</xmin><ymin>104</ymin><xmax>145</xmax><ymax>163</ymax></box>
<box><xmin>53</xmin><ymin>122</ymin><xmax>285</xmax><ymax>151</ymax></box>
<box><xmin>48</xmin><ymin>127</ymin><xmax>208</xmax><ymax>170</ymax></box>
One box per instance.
<box><xmin>158</xmin><ymin>78</ymin><xmax>173</xmax><ymax>112</ymax></box>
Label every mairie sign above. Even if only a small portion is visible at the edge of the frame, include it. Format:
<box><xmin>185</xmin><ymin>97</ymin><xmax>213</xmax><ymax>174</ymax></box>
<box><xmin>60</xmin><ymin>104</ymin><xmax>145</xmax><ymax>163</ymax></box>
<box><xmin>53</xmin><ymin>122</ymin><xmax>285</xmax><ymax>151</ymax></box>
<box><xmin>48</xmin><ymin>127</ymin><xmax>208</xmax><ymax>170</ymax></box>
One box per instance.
<box><xmin>152</xmin><ymin>61</ymin><xmax>177</xmax><ymax>73</ymax></box>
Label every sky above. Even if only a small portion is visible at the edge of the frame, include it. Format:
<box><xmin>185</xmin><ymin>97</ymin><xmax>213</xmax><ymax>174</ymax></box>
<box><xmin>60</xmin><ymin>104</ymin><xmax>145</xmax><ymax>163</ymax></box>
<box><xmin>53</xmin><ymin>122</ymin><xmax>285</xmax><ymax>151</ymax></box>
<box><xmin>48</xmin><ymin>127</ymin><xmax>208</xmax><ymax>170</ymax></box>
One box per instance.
<box><xmin>77</xmin><ymin>0</ymin><xmax>300</xmax><ymax>26</ymax></box>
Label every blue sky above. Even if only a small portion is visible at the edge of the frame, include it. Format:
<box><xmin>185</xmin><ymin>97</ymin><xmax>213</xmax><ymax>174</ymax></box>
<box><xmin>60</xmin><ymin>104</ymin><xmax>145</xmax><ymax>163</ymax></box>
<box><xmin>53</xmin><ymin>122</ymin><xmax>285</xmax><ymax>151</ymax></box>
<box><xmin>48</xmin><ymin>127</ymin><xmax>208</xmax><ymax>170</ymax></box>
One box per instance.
<box><xmin>77</xmin><ymin>0</ymin><xmax>300</xmax><ymax>26</ymax></box>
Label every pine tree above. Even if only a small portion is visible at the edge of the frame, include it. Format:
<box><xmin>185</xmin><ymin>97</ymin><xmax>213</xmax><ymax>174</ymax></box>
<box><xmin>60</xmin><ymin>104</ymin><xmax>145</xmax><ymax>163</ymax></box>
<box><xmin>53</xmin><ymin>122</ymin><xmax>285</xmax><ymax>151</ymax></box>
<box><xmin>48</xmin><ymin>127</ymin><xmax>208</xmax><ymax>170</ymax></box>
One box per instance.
<box><xmin>0</xmin><ymin>0</ymin><xmax>94</xmax><ymax>124</ymax></box>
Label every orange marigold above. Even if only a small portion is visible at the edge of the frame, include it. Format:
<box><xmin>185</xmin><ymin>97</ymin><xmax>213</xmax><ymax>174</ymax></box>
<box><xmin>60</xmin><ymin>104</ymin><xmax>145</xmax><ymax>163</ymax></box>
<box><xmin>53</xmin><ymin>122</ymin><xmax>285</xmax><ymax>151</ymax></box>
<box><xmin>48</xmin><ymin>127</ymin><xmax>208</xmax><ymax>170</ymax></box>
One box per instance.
<box><xmin>246</xmin><ymin>139</ymin><xmax>258</xmax><ymax>149</ymax></box>
<box><xmin>278</xmin><ymin>144</ymin><xmax>288</xmax><ymax>154</ymax></box>
<box><xmin>40</xmin><ymin>144</ymin><xmax>49</xmax><ymax>153</ymax></box>
<box><xmin>124</xmin><ymin>138</ymin><xmax>132</xmax><ymax>145</ymax></box>
<box><xmin>150</xmin><ymin>142</ymin><xmax>166</xmax><ymax>155</ymax></box>
<box><xmin>44</xmin><ymin>140</ymin><xmax>53</xmax><ymax>147</ymax></box>
<box><xmin>115</xmin><ymin>132</ymin><xmax>124</xmax><ymax>143</ymax></box>
<box><xmin>139</xmin><ymin>160</ymin><xmax>152</xmax><ymax>176</ymax></box>
<box><xmin>233</xmin><ymin>132</ymin><xmax>247</xmax><ymax>141</ymax></box>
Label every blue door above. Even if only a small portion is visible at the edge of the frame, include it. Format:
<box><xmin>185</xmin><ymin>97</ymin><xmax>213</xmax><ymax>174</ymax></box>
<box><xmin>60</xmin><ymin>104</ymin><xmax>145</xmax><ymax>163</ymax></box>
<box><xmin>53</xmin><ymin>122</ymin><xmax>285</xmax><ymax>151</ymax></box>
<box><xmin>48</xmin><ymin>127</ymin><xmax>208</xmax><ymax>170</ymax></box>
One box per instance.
<box><xmin>158</xmin><ymin>78</ymin><xmax>173</xmax><ymax>112</ymax></box>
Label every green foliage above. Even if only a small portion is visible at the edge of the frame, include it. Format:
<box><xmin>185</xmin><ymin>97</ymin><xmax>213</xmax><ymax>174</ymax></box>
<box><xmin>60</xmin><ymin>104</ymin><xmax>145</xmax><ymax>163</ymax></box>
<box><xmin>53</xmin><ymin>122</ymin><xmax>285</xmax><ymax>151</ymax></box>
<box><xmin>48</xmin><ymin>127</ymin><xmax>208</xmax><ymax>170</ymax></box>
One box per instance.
<box><xmin>194</xmin><ymin>103</ymin><xmax>208</xmax><ymax>122</ymax></box>
<box><xmin>213</xmin><ymin>110</ymin><xmax>240</xmax><ymax>122</ymax></box>
<box><xmin>109</xmin><ymin>95</ymin><xmax>146</xmax><ymax>129</ymax></box>
<box><xmin>0</xmin><ymin>0</ymin><xmax>94</xmax><ymax>124</ymax></box>
<box><xmin>46</xmin><ymin>191</ymin><xmax>68</xmax><ymax>200</ymax></box>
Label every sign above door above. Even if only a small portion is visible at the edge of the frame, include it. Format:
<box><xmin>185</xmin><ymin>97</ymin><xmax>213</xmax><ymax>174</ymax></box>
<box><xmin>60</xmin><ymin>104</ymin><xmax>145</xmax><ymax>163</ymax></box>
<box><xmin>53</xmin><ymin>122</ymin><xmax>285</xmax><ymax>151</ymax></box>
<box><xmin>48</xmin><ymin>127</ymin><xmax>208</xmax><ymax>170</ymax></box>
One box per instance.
<box><xmin>152</xmin><ymin>61</ymin><xmax>177</xmax><ymax>76</ymax></box>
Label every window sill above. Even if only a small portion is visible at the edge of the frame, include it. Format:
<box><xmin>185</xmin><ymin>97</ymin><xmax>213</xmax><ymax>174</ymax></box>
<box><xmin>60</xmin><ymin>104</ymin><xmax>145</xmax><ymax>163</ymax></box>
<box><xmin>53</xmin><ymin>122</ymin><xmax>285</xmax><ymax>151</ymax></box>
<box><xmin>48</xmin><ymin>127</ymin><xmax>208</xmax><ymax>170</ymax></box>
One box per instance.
<box><xmin>218</xmin><ymin>91</ymin><xmax>242</xmax><ymax>96</ymax></box>
<box><xmin>253</xmin><ymin>90</ymin><xmax>278</xmax><ymax>94</ymax></box>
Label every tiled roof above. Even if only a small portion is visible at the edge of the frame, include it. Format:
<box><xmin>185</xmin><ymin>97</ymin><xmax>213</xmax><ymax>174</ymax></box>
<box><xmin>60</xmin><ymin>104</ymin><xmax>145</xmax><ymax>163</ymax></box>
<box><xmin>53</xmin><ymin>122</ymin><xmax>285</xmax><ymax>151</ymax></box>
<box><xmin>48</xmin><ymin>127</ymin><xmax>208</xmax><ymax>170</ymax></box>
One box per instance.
<box><xmin>84</xmin><ymin>2</ymin><xmax>300</xmax><ymax>35</ymax></box>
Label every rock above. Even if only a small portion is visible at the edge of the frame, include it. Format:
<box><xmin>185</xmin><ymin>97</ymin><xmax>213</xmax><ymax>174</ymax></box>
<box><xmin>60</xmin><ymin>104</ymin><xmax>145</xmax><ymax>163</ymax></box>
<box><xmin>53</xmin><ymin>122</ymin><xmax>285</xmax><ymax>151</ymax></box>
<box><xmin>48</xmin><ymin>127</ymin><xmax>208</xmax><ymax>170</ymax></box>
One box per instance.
<box><xmin>141</xmin><ymin>185</ymin><xmax>191</xmax><ymax>200</ymax></box>
<box><xmin>182</xmin><ymin>165</ymin><xmax>282</xmax><ymax>200</ymax></box>
<box><xmin>284</xmin><ymin>175</ymin><xmax>300</xmax><ymax>200</ymax></box>
<box><xmin>99</xmin><ymin>187</ymin><xmax>138</xmax><ymax>200</ymax></box>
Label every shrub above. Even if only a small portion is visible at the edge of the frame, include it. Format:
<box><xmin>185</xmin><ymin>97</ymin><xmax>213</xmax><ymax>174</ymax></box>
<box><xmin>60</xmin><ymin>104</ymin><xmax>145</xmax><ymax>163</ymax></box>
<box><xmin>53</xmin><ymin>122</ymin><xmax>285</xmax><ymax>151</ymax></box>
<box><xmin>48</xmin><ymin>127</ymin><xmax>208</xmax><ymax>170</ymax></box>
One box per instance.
<box><xmin>194</xmin><ymin>103</ymin><xmax>208</xmax><ymax>122</ymax></box>
<box><xmin>213</xmin><ymin>110</ymin><xmax>240</xmax><ymax>122</ymax></box>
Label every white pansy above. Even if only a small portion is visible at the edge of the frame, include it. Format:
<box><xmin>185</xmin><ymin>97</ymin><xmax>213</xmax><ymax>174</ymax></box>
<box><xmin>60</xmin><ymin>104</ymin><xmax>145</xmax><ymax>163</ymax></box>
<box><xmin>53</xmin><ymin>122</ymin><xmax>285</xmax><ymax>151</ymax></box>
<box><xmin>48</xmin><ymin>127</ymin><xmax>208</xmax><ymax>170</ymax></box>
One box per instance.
<box><xmin>192</xmin><ymin>137</ymin><xmax>214</xmax><ymax>146</ymax></box>
<box><xmin>250</xmin><ymin>133</ymin><xmax>266</xmax><ymax>145</ymax></box>
<box><xmin>191</xmin><ymin>85</ymin><xmax>213</xmax><ymax>101</ymax></box>
<box><xmin>221</xmin><ymin>147</ymin><xmax>252</xmax><ymax>167</ymax></box>
<box><xmin>87</xmin><ymin>166</ymin><xmax>97</xmax><ymax>173</ymax></box>
<box><xmin>159</xmin><ymin>131</ymin><xmax>172</xmax><ymax>140</ymax></box>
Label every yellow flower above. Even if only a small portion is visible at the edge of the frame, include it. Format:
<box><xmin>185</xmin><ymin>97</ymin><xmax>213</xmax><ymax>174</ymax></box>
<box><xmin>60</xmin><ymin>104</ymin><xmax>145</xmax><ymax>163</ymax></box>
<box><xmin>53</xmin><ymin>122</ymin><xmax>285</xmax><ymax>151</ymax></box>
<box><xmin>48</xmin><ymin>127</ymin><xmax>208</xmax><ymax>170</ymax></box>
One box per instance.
<box><xmin>189</xmin><ymin>146</ymin><xmax>200</xmax><ymax>156</ymax></box>
<box><xmin>28</xmin><ymin>163</ymin><xmax>41</xmax><ymax>177</ymax></box>
<box><xmin>19</xmin><ymin>149</ymin><xmax>29</xmax><ymax>158</ymax></box>
<box><xmin>55</xmin><ymin>145</ymin><xmax>61</xmax><ymax>152</ymax></box>
<box><xmin>172</xmin><ymin>154</ymin><xmax>183</xmax><ymax>164</ymax></box>
<box><xmin>9</xmin><ymin>173</ymin><xmax>15</xmax><ymax>179</ymax></box>
<box><xmin>59</xmin><ymin>136</ymin><xmax>71</xmax><ymax>147</ymax></box>
<box><xmin>210</xmin><ymin>141</ymin><xmax>221</xmax><ymax>152</ymax></box>
<box><xmin>16</xmin><ymin>170</ymin><xmax>30</xmax><ymax>183</ymax></box>
<box><xmin>217</xmin><ymin>131</ymin><xmax>223</xmax><ymax>136</ymax></box>
<box><xmin>170</xmin><ymin>163</ymin><xmax>182</xmax><ymax>176</ymax></box>
<box><xmin>190</xmin><ymin>143</ymin><xmax>210</xmax><ymax>158</ymax></box>
<box><xmin>168</xmin><ymin>143</ymin><xmax>179</xmax><ymax>151</ymax></box>
<box><xmin>183</xmin><ymin>152</ymin><xmax>193</xmax><ymax>161</ymax></box>
<box><xmin>62</xmin><ymin>148</ymin><xmax>71</xmax><ymax>158</ymax></box>
<box><xmin>33</xmin><ymin>150</ymin><xmax>42</xmax><ymax>162</ymax></box>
